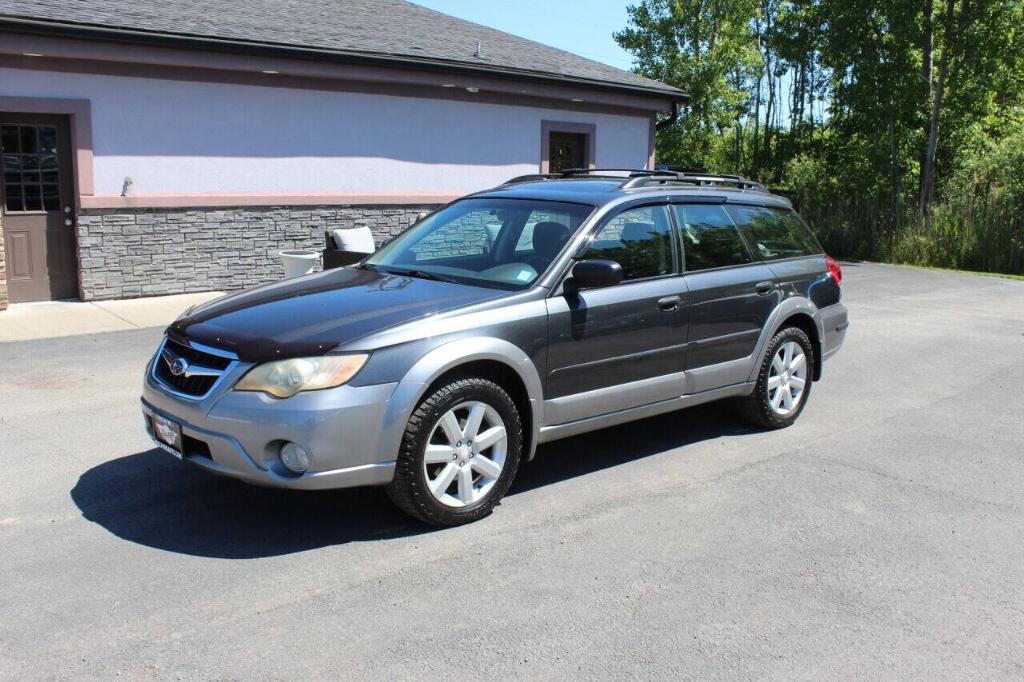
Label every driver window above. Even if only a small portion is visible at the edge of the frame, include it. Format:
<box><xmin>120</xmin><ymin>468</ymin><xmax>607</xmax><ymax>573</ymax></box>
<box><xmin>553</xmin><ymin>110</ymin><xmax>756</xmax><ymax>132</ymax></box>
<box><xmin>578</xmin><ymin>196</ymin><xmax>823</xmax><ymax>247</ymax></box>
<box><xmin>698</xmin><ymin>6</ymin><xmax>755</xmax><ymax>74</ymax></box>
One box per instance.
<box><xmin>584</xmin><ymin>205</ymin><xmax>676</xmax><ymax>281</ymax></box>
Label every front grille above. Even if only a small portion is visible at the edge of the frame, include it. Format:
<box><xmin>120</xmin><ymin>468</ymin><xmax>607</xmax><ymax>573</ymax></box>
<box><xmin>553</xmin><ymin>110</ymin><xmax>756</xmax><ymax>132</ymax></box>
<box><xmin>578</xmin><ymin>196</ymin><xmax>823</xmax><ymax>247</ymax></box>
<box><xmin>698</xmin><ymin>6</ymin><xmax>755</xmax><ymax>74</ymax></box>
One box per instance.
<box><xmin>152</xmin><ymin>337</ymin><xmax>234</xmax><ymax>399</ymax></box>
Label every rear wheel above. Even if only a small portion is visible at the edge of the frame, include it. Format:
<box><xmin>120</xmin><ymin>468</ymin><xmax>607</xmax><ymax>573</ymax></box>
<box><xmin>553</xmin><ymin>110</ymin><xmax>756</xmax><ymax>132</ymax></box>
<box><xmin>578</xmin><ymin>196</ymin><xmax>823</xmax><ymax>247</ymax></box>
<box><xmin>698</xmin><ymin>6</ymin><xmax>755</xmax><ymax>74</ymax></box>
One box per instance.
<box><xmin>738</xmin><ymin>326</ymin><xmax>815</xmax><ymax>429</ymax></box>
<box><xmin>387</xmin><ymin>376</ymin><xmax>523</xmax><ymax>526</ymax></box>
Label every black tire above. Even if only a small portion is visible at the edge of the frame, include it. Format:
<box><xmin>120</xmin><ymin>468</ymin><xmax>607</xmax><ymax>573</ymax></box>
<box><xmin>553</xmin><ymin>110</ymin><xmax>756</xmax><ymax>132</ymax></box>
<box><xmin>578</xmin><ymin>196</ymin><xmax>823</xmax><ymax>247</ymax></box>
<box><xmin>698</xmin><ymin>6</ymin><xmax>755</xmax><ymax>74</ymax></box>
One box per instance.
<box><xmin>387</xmin><ymin>376</ymin><xmax>523</xmax><ymax>527</ymax></box>
<box><xmin>737</xmin><ymin>326</ymin><xmax>815</xmax><ymax>429</ymax></box>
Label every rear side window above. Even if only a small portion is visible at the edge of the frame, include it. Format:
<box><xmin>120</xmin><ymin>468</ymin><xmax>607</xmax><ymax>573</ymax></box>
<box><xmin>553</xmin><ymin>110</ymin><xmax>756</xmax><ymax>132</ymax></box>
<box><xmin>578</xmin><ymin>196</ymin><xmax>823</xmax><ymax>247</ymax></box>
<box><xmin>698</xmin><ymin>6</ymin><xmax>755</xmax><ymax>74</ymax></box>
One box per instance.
<box><xmin>727</xmin><ymin>205</ymin><xmax>821</xmax><ymax>260</ymax></box>
<box><xmin>672</xmin><ymin>204</ymin><xmax>752</xmax><ymax>271</ymax></box>
<box><xmin>584</xmin><ymin>205</ymin><xmax>676</xmax><ymax>281</ymax></box>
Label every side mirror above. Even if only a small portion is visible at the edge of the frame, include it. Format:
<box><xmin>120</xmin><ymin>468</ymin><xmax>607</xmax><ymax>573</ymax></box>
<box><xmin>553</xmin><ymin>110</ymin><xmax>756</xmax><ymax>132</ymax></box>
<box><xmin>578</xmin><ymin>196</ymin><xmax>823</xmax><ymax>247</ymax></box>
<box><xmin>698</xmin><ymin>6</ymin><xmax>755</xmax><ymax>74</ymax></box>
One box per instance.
<box><xmin>570</xmin><ymin>259</ymin><xmax>623</xmax><ymax>291</ymax></box>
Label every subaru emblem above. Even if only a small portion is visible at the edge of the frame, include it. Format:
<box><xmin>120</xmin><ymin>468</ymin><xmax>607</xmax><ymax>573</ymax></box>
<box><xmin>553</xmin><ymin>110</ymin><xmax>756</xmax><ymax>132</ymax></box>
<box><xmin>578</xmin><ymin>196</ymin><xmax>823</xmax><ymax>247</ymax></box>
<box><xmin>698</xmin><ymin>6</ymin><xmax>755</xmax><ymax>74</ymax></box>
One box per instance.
<box><xmin>169</xmin><ymin>357</ymin><xmax>189</xmax><ymax>376</ymax></box>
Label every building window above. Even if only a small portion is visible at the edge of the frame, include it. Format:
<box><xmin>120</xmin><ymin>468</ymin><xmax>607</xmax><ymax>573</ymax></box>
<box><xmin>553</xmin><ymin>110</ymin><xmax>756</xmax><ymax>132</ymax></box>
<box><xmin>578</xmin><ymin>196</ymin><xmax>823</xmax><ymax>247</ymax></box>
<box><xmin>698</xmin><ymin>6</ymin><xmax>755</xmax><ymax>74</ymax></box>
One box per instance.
<box><xmin>541</xmin><ymin>121</ymin><xmax>595</xmax><ymax>174</ymax></box>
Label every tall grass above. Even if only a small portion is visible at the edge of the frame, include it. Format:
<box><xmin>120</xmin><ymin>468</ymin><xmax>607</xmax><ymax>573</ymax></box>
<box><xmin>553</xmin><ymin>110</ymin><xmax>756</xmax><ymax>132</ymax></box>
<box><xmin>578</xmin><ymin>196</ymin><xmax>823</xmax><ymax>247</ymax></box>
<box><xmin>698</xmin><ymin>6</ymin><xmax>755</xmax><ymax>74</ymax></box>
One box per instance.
<box><xmin>793</xmin><ymin>177</ymin><xmax>1024</xmax><ymax>276</ymax></box>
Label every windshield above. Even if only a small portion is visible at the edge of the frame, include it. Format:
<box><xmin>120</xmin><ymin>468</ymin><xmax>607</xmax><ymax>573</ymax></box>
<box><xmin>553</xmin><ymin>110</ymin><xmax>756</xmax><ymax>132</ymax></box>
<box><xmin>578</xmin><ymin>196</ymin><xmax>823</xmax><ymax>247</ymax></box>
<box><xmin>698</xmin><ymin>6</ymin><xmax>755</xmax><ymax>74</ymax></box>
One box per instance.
<box><xmin>365</xmin><ymin>198</ymin><xmax>594</xmax><ymax>289</ymax></box>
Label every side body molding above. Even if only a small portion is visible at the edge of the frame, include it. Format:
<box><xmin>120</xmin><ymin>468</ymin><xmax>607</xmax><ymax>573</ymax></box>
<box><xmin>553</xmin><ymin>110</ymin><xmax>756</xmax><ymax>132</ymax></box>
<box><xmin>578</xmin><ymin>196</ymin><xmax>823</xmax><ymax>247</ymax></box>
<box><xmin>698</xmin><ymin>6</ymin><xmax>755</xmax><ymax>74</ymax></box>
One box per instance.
<box><xmin>377</xmin><ymin>337</ymin><xmax>546</xmax><ymax>462</ymax></box>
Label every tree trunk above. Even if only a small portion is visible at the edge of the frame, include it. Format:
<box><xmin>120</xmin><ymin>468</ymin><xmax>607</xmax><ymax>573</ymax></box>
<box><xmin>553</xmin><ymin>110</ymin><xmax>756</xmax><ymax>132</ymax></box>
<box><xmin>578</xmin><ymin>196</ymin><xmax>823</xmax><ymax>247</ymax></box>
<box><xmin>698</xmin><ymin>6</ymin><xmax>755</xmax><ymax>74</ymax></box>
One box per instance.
<box><xmin>888</xmin><ymin>108</ymin><xmax>900</xmax><ymax>213</ymax></box>
<box><xmin>920</xmin><ymin>0</ymin><xmax>959</xmax><ymax>212</ymax></box>
<box><xmin>919</xmin><ymin>0</ymin><xmax>935</xmax><ymax>199</ymax></box>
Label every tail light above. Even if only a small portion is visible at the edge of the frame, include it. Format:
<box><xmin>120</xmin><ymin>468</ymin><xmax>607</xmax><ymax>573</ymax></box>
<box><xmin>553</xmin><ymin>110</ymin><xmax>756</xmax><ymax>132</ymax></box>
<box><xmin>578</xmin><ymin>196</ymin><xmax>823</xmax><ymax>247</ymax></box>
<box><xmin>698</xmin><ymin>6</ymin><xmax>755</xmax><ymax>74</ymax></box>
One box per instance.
<box><xmin>825</xmin><ymin>255</ymin><xmax>842</xmax><ymax>285</ymax></box>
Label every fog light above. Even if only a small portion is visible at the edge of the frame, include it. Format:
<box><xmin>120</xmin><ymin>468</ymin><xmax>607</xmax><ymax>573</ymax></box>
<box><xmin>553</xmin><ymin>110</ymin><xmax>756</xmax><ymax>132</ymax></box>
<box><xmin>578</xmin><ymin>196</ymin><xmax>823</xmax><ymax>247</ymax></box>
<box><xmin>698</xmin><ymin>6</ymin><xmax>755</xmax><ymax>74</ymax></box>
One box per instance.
<box><xmin>280</xmin><ymin>442</ymin><xmax>310</xmax><ymax>473</ymax></box>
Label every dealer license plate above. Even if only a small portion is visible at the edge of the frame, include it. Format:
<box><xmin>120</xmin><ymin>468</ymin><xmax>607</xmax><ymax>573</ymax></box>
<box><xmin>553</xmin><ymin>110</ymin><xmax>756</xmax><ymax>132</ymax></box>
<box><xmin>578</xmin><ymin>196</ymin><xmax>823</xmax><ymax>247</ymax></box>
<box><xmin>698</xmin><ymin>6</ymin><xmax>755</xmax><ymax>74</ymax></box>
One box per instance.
<box><xmin>151</xmin><ymin>414</ymin><xmax>183</xmax><ymax>459</ymax></box>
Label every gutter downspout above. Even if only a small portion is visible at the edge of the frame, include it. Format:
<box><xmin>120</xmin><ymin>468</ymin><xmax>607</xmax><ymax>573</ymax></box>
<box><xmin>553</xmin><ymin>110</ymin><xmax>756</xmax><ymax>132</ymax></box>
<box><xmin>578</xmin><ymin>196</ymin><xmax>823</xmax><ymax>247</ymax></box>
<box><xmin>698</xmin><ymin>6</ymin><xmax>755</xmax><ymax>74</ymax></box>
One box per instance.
<box><xmin>656</xmin><ymin>99</ymin><xmax>681</xmax><ymax>130</ymax></box>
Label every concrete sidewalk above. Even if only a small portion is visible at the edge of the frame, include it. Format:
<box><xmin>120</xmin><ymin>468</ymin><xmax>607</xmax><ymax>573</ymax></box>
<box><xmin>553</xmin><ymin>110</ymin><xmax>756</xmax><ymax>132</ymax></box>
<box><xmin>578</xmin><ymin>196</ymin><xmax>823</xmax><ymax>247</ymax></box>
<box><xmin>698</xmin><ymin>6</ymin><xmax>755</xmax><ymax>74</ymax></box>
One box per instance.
<box><xmin>0</xmin><ymin>291</ymin><xmax>224</xmax><ymax>342</ymax></box>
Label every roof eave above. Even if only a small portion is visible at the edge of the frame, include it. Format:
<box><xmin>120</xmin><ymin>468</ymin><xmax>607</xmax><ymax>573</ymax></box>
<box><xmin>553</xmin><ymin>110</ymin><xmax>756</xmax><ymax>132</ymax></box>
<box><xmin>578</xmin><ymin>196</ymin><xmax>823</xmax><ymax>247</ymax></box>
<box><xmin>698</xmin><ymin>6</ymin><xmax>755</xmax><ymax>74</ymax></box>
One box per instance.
<box><xmin>0</xmin><ymin>16</ymin><xmax>689</xmax><ymax>103</ymax></box>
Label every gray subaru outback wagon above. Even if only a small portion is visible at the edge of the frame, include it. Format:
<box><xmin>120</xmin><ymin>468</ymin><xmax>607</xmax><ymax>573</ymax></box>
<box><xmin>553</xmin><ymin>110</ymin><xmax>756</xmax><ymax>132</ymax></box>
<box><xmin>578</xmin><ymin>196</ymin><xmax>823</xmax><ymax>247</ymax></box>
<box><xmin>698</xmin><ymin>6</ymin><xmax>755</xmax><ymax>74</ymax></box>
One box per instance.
<box><xmin>142</xmin><ymin>169</ymin><xmax>848</xmax><ymax>526</ymax></box>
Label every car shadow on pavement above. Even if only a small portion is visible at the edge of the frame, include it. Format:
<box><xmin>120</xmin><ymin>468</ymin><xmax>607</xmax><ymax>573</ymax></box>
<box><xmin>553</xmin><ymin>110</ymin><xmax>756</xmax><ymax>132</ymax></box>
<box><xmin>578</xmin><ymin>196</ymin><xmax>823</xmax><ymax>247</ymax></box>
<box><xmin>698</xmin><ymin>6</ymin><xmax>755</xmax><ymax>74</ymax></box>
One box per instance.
<box><xmin>513</xmin><ymin>402</ymin><xmax>757</xmax><ymax>494</ymax></box>
<box><xmin>70</xmin><ymin>401</ymin><xmax>756</xmax><ymax>559</ymax></box>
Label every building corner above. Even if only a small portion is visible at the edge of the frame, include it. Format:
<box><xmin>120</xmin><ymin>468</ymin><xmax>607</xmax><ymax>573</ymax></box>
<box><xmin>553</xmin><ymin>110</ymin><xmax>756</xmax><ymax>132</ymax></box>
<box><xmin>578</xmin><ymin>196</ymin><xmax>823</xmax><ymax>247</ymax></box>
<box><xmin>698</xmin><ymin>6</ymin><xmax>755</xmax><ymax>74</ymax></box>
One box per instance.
<box><xmin>0</xmin><ymin>211</ymin><xmax>7</xmax><ymax>311</ymax></box>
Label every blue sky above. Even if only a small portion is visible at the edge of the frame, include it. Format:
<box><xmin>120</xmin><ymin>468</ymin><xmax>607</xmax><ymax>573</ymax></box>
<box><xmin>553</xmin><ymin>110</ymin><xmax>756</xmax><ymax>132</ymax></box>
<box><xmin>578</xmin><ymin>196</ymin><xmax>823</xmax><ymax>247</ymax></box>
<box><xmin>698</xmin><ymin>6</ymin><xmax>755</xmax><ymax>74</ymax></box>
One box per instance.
<box><xmin>411</xmin><ymin>0</ymin><xmax>637</xmax><ymax>71</ymax></box>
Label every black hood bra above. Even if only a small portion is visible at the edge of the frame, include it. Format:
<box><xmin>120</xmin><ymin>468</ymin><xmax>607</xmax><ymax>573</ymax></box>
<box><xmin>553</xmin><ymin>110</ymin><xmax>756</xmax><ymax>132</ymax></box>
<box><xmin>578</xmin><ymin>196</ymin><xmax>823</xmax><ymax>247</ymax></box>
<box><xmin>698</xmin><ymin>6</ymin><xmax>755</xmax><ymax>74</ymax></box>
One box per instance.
<box><xmin>168</xmin><ymin>267</ymin><xmax>506</xmax><ymax>362</ymax></box>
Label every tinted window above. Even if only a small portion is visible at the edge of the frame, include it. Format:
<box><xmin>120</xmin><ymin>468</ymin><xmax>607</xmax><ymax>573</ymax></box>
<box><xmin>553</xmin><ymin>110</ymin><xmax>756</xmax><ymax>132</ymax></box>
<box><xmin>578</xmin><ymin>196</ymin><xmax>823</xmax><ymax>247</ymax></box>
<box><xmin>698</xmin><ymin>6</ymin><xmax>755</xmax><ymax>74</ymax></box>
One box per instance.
<box><xmin>727</xmin><ymin>205</ymin><xmax>821</xmax><ymax>260</ymax></box>
<box><xmin>584</xmin><ymin>205</ymin><xmax>676</xmax><ymax>281</ymax></box>
<box><xmin>673</xmin><ymin>204</ymin><xmax>752</xmax><ymax>271</ymax></box>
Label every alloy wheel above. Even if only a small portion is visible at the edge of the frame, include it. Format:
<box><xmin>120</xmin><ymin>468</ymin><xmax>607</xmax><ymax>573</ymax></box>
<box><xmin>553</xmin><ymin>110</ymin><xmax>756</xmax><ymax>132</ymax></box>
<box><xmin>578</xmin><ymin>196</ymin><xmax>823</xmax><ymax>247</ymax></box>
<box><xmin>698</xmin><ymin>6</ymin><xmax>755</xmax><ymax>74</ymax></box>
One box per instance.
<box><xmin>423</xmin><ymin>401</ymin><xmax>508</xmax><ymax>508</ymax></box>
<box><xmin>767</xmin><ymin>341</ymin><xmax>807</xmax><ymax>415</ymax></box>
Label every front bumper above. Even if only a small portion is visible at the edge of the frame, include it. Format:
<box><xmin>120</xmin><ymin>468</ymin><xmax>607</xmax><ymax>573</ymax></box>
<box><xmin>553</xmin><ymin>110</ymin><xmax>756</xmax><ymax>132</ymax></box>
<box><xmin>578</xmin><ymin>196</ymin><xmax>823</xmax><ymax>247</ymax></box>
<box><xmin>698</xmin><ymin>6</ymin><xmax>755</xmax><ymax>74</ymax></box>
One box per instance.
<box><xmin>141</xmin><ymin>357</ymin><xmax>399</xmax><ymax>490</ymax></box>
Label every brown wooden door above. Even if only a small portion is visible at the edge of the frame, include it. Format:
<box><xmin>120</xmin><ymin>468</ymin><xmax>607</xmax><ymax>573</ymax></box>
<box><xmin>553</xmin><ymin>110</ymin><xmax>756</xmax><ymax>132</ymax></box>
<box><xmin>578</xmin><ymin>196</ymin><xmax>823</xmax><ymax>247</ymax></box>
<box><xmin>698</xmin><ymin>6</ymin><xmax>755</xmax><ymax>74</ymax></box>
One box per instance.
<box><xmin>1</xmin><ymin>115</ymin><xmax>78</xmax><ymax>302</ymax></box>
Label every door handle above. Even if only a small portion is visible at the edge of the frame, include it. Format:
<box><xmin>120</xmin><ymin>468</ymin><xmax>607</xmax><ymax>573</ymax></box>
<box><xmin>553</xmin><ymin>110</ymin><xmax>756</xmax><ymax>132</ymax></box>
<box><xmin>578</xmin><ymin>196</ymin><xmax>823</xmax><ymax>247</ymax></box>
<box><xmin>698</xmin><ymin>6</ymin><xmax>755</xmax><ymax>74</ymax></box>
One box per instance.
<box><xmin>657</xmin><ymin>295</ymin><xmax>681</xmax><ymax>312</ymax></box>
<box><xmin>755</xmin><ymin>281</ymin><xmax>776</xmax><ymax>296</ymax></box>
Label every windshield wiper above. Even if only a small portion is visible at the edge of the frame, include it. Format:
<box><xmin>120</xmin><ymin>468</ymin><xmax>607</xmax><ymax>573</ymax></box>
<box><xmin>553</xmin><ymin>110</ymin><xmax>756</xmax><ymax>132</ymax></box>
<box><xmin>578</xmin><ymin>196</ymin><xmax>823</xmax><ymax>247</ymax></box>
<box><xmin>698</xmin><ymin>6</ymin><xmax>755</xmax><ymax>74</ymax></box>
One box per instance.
<box><xmin>379</xmin><ymin>267</ymin><xmax>460</xmax><ymax>284</ymax></box>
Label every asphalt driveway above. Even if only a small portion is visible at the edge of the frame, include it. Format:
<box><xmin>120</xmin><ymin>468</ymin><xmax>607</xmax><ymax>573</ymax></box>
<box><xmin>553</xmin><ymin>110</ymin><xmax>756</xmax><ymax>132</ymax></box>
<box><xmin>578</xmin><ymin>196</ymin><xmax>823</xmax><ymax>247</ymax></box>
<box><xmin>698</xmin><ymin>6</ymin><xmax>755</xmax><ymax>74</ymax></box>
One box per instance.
<box><xmin>1</xmin><ymin>263</ymin><xmax>1022</xmax><ymax>679</ymax></box>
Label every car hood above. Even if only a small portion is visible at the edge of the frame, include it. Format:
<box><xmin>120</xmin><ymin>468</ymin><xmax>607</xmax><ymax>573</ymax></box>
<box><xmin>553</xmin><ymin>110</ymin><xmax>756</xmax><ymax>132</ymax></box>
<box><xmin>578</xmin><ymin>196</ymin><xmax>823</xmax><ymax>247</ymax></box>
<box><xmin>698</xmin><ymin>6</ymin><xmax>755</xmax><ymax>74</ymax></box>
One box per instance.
<box><xmin>167</xmin><ymin>267</ymin><xmax>509</xmax><ymax>362</ymax></box>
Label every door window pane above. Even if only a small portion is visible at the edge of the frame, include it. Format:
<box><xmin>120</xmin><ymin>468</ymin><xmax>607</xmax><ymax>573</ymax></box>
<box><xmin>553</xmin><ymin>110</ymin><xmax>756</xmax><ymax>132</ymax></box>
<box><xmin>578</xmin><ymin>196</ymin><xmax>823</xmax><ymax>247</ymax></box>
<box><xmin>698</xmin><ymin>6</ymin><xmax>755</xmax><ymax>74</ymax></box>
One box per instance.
<box><xmin>4</xmin><ymin>183</ymin><xmax>23</xmax><ymax>211</ymax></box>
<box><xmin>585</xmin><ymin>205</ymin><xmax>676</xmax><ymax>281</ymax></box>
<box><xmin>1</xmin><ymin>127</ymin><xmax>19</xmax><ymax>153</ymax></box>
<box><xmin>673</xmin><ymin>204</ymin><xmax>752</xmax><ymax>271</ymax></box>
<box><xmin>727</xmin><ymin>205</ymin><xmax>820</xmax><ymax>260</ymax></box>
<box><xmin>24</xmin><ymin>184</ymin><xmax>42</xmax><ymax>211</ymax></box>
<box><xmin>19</xmin><ymin>126</ymin><xmax>36</xmax><ymax>153</ymax></box>
<box><xmin>1</xmin><ymin>125</ymin><xmax>63</xmax><ymax>214</ymax></box>
<box><xmin>38</xmin><ymin>127</ymin><xmax>57</xmax><ymax>154</ymax></box>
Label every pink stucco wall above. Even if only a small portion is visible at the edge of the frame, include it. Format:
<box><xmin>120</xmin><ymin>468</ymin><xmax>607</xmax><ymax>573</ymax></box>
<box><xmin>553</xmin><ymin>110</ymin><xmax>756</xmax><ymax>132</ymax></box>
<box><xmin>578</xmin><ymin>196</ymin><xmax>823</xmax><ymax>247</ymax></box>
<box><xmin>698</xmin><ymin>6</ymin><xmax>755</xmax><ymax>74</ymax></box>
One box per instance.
<box><xmin>0</xmin><ymin>67</ymin><xmax>652</xmax><ymax>198</ymax></box>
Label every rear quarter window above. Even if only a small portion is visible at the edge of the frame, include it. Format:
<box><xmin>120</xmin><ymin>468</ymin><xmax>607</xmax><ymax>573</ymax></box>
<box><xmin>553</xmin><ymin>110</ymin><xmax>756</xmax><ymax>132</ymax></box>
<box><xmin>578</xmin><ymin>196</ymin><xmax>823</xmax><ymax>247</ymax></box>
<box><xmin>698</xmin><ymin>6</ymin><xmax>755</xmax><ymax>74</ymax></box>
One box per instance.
<box><xmin>727</xmin><ymin>205</ymin><xmax>821</xmax><ymax>260</ymax></box>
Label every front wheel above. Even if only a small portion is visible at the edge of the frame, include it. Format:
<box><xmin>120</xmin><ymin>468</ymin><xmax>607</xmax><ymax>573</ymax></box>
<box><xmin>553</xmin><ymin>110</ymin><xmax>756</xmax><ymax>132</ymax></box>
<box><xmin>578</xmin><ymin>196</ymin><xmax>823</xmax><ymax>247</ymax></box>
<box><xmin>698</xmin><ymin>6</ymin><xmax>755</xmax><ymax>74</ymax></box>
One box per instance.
<box><xmin>387</xmin><ymin>376</ymin><xmax>523</xmax><ymax>526</ymax></box>
<box><xmin>737</xmin><ymin>326</ymin><xmax>815</xmax><ymax>429</ymax></box>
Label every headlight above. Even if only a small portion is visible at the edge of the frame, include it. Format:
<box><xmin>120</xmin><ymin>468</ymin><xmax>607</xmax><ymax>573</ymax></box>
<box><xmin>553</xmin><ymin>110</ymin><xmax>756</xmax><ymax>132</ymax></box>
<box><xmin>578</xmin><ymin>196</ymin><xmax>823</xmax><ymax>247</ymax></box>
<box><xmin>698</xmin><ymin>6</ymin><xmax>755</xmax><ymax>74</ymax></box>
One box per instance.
<box><xmin>235</xmin><ymin>354</ymin><xmax>369</xmax><ymax>398</ymax></box>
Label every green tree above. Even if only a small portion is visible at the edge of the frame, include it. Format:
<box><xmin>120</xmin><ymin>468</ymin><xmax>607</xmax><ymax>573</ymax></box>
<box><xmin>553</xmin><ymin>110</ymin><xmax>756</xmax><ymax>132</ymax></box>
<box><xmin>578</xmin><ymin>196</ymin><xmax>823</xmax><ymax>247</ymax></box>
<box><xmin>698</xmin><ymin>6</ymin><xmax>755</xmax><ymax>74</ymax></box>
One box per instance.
<box><xmin>615</xmin><ymin>0</ymin><xmax>762</xmax><ymax>168</ymax></box>
<box><xmin>617</xmin><ymin>0</ymin><xmax>1024</xmax><ymax>275</ymax></box>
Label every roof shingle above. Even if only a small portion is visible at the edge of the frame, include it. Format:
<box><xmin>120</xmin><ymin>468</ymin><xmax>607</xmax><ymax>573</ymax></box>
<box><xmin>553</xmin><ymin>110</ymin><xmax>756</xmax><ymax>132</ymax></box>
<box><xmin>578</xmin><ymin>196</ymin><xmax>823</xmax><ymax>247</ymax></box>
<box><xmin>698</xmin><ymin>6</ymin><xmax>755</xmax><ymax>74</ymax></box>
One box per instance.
<box><xmin>0</xmin><ymin>0</ymin><xmax>683</xmax><ymax>97</ymax></box>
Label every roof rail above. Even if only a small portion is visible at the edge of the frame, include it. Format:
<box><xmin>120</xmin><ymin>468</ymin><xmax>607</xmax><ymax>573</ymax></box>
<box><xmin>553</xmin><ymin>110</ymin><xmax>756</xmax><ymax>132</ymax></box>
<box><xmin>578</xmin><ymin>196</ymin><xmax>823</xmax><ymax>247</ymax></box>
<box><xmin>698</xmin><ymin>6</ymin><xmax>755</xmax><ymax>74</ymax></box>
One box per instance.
<box><xmin>500</xmin><ymin>168</ymin><xmax>767</xmax><ymax>192</ymax></box>
<box><xmin>623</xmin><ymin>171</ymin><xmax>766</xmax><ymax>192</ymax></box>
<box><xmin>557</xmin><ymin>167</ymin><xmax>659</xmax><ymax>177</ymax></box>
<box><xmin>502</xmin><ymin>173</ymin><xmax>559</xmax><ymax>186</ymax></box>
<box><xmin>501</xmin><ymin>168</ymin><xmax>657</xmax><ymax>186</ymax></box>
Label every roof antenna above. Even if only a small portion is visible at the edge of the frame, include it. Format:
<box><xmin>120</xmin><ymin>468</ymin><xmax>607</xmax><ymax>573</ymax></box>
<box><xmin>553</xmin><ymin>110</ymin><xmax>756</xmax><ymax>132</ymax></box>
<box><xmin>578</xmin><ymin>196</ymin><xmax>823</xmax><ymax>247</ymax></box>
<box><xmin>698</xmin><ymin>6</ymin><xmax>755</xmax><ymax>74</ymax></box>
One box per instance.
<box><xmin>474</xmin><ymin>41</ymin><xmax>482</xmax><ymax>58</ymax></box>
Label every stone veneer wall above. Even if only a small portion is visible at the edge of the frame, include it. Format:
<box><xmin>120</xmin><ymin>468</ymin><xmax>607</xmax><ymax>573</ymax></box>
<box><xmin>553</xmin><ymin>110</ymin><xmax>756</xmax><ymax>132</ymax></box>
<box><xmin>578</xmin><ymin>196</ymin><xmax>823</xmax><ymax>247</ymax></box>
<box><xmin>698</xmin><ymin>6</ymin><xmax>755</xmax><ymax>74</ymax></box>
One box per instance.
<box><xmin>0</xmin><ymin>210</ymin><xmax>6</xmax><ymax>310</ymax></box>
<box><xmin>75</xmin><ymin>205</ymin><xmax>438</xmax><ymax>301</ymax></box>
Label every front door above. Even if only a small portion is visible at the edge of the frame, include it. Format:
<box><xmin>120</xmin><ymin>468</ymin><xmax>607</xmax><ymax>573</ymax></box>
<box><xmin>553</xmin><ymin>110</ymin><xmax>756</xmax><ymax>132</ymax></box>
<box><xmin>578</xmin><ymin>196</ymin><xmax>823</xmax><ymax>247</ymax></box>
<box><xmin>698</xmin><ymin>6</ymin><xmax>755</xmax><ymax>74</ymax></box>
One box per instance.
<box><xmin>1</xmin><ymin>115</ymin><xmax>78</xmax><ymax>302</ymax></box>
<box><xmin>544</xmin><ymin>204</ymin><xmax>688</xmax><ymax>425</ymax></box>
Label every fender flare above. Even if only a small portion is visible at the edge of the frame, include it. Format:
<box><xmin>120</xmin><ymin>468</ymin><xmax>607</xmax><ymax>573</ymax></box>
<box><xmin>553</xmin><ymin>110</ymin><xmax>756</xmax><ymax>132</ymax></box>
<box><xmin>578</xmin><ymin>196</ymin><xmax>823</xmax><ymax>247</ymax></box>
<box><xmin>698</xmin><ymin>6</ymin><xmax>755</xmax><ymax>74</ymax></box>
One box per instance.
<box><xmin>746</xmin><ymin>297</ymin><xmax>823</xmax><ymax>383</ymax></box>
<box><xmin>377</xmin><ymin>337</ymin><xmax>545</xmax><ymax>462</ymax></box>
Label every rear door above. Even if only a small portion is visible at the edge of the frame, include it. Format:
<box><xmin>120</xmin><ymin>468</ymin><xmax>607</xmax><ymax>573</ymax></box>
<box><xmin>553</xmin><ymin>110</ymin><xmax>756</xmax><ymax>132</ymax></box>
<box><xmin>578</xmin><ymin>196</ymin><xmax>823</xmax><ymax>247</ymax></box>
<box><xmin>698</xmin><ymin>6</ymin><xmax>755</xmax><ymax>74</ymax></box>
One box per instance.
<box><xmin>544</xmin><ymin>203</ymin><xmax>688</xmax><ymax>424</ymax></box>
<box><xmin>672</xmin><ymin>201</ymin><xmax>778</xmax><ymax>392</ymax></box>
